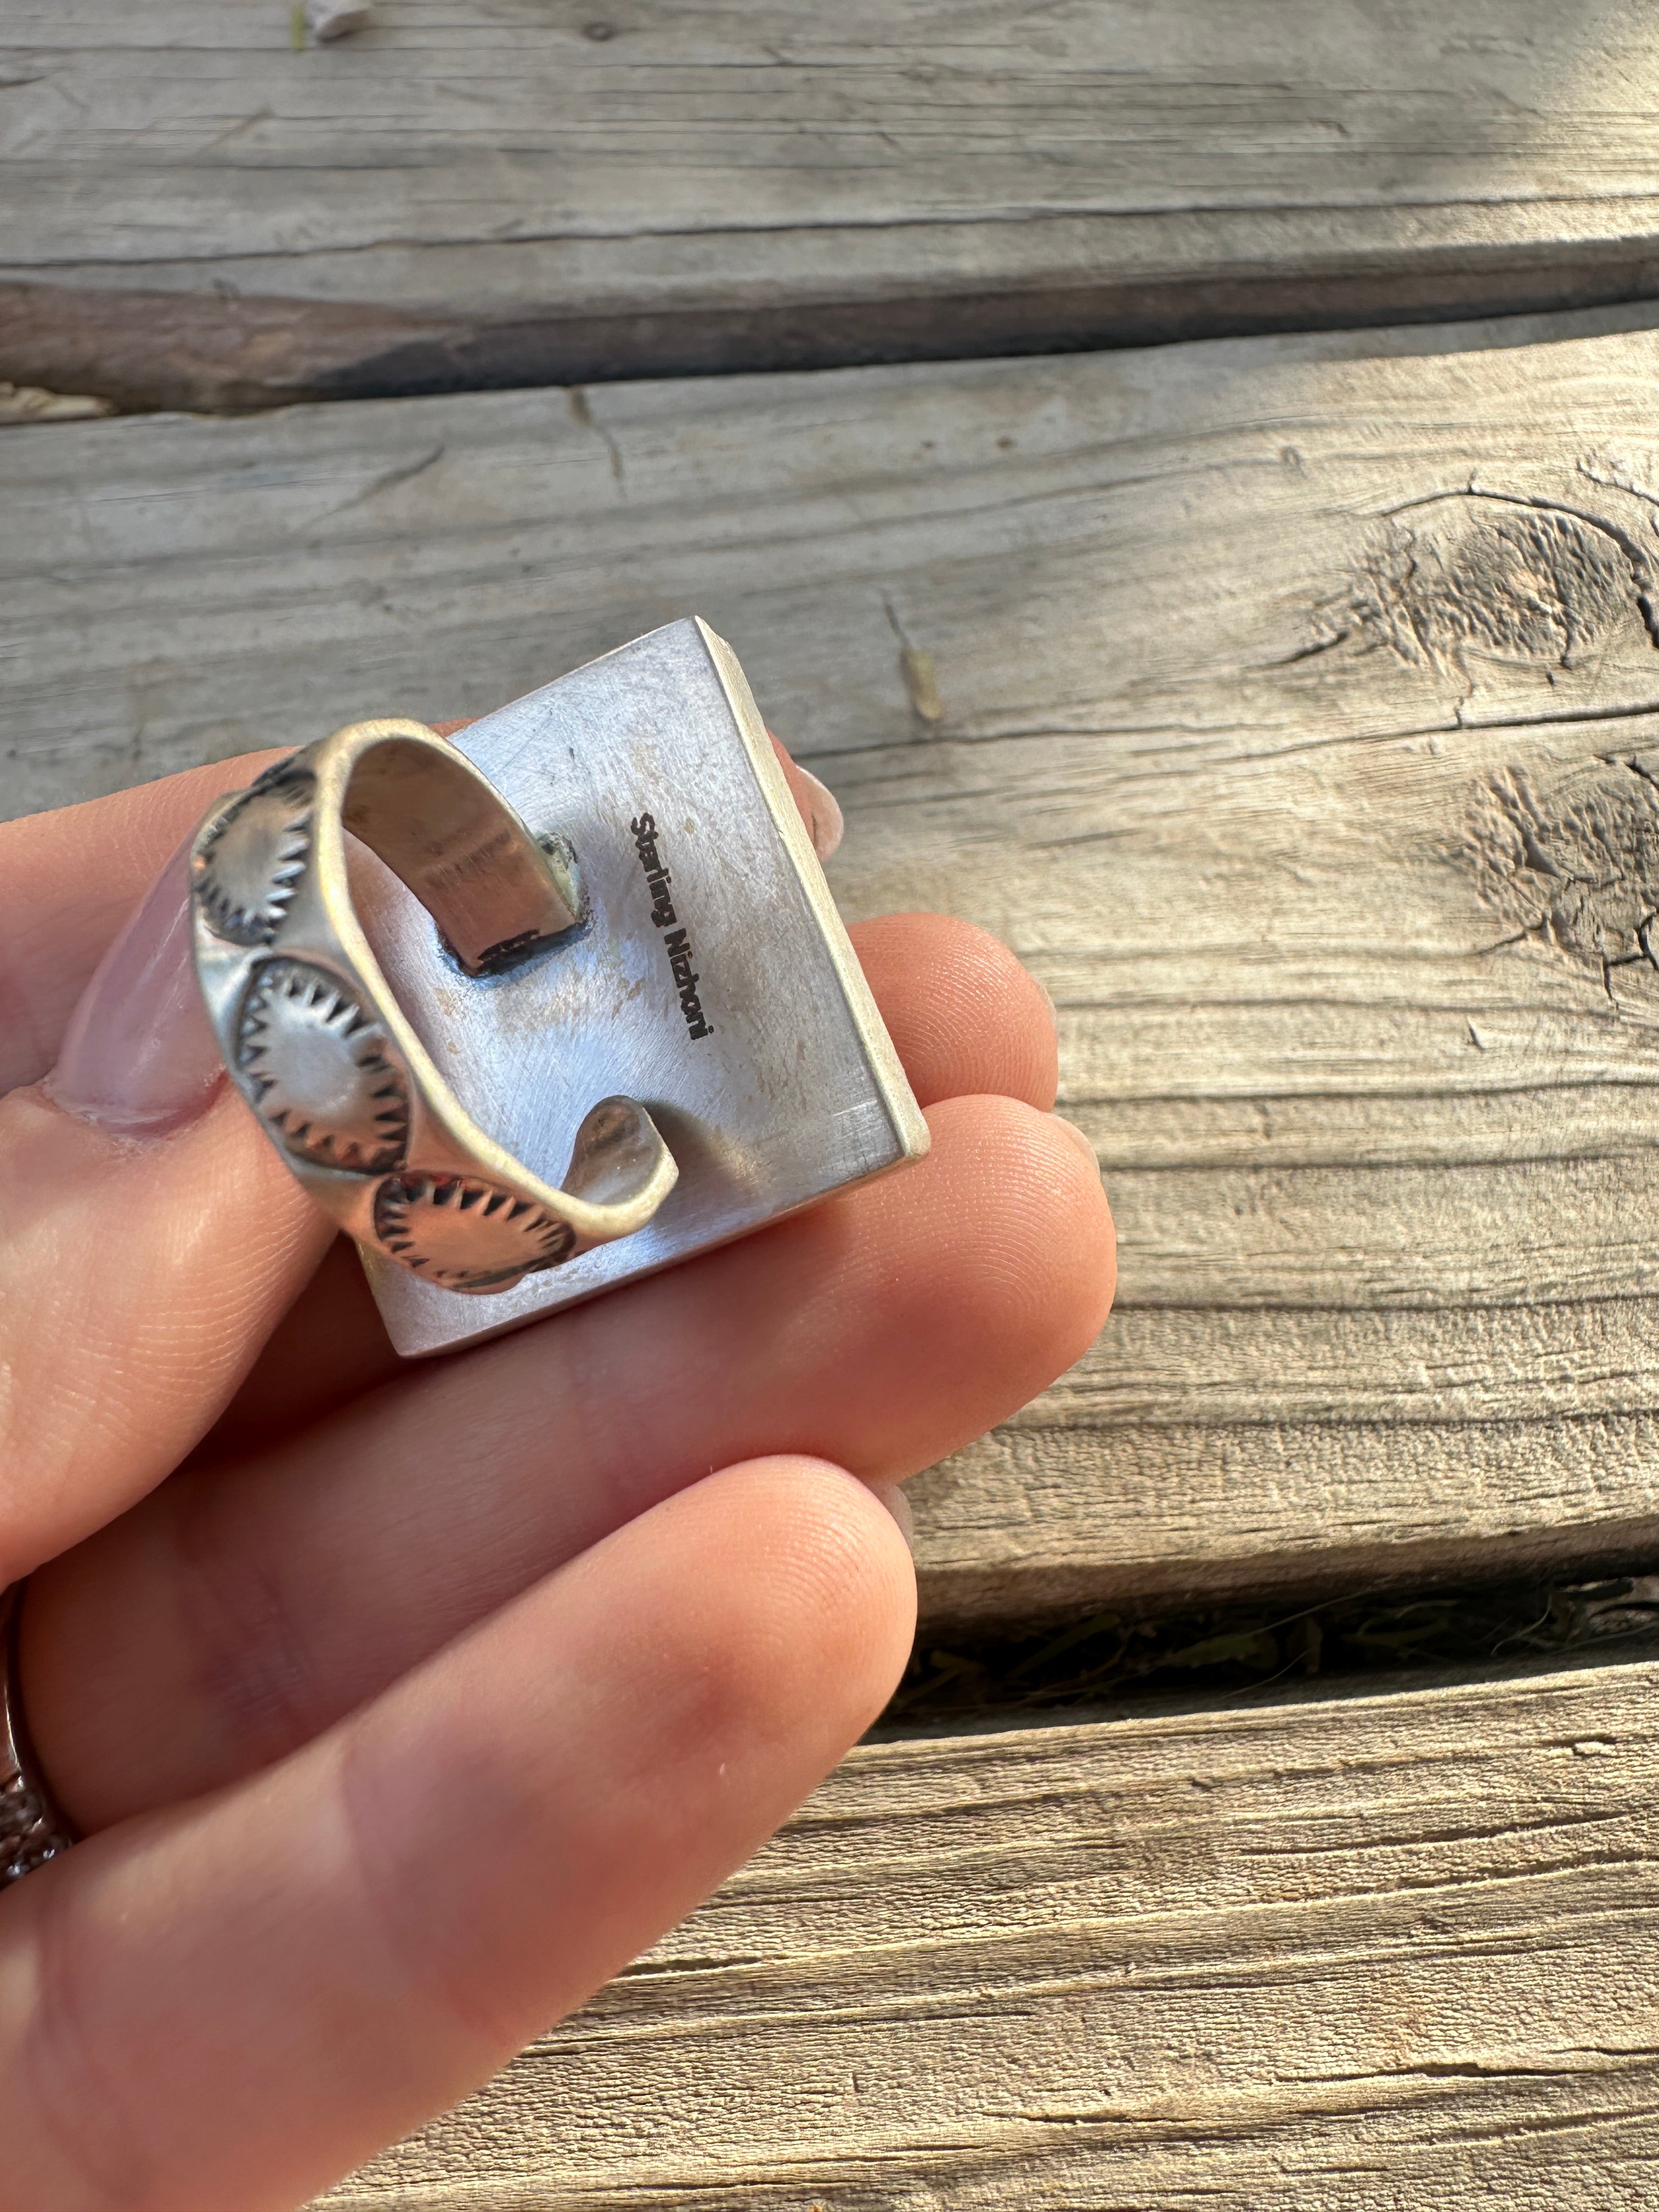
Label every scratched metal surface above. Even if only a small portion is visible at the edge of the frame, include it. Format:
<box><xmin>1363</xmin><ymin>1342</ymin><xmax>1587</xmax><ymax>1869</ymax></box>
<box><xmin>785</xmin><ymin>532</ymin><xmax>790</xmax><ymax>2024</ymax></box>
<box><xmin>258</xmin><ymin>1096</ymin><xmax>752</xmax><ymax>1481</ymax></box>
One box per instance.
<box><xmin>358</xmin><ymin>618</ymin><xmax>927</xmax><ymax>1357</ymax></box>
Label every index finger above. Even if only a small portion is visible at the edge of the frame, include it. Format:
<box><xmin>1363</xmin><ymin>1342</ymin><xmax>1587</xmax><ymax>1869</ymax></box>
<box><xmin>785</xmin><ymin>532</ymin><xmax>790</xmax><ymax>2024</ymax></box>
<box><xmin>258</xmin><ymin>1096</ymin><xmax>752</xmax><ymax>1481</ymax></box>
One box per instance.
<box><xmin>0</xmin><ymin>1458</ymin><xmax>913</xmax><ymax>2212</ymax></box>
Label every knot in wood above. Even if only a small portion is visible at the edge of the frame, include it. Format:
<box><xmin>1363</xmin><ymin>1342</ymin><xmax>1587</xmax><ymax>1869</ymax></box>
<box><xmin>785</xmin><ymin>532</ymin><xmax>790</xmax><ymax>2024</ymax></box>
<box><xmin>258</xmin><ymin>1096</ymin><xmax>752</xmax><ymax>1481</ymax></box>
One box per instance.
<box><xmin>1465</xmin><ymin>757</ymin><xmax>1659</xmax><ymax>977</ymax></box>
<box><xmin>1355</xmin><ymin>494</ymin><xmax>1646</xmax><ymax>671</ymax></box>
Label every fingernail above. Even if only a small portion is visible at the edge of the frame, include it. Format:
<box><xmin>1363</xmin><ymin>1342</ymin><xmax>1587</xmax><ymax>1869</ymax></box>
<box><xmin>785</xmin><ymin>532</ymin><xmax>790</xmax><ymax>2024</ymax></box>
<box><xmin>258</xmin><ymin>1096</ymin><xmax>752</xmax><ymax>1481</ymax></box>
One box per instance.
<box><xmin>866</xmin><ymin>1480</ymin><xmax>915</xmax><ymax>1550</ymax></box>
<box><xmin>1049</xmin><ymin>1111</ymin><xmax>1099</xmax><ymax>1171</ymax></box>
<box><xmin>49</xmin><ymin>837</ymin><xmax>225</xmax><ymax>1137</ymax></box>
<box><xmin>768</xmin><ymin>732</ymin><xmax>846</xmax><ymax>862</ymax></box>
<box><xmin>794</xmin><ymin>764</ymin><xmax>844</xmax><ymax>862</ymax></box>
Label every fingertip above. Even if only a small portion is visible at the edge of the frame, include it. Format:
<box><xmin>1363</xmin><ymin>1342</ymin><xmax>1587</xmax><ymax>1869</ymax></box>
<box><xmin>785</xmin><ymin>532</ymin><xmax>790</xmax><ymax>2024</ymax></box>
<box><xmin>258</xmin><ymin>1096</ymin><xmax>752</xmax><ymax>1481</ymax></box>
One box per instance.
<box><xmin>979</xmin><ymin>1090</ymin><xmax>1116</xmax><ymax>1358</ymax></box>
<box><xmin>849</xmin><ymin>911</ymin><xmax>1060</xmax><ymax>1109</ymax></box>
<box><xmin>335</xmin><ymin>1455</ymin><xmax>919</xmax><ymax>2067</ymax></box>
<box><xmin>865</xmin><ymin>1476</ymin><xmax>915</xmax><ymax>1551</ymax></box>
<box><xmin>902</xmin><ymin>1090</ymin><xmax>1116</xmax><ymax>1413</ymax></box>
<box><xmin>650</xmin><ymin>1455</ymin><xmax>918</xmax><ymax>1739</ymax></box>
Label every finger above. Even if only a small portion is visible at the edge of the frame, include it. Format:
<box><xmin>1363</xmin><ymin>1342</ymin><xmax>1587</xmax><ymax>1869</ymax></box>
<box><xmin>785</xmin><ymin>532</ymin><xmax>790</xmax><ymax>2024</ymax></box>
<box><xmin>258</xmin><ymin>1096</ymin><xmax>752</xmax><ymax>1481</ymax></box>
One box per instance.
<box><xmin>0</xmin><ymin>1459</ymin><xmax>913</xmax><ymax>2212</ymax></box>
<box><xmin>26</xmin><ymin>1093</ymin><xmax>1111</xmax><ymax>1829</ymax></box>
<box><xmin>849</xmin><ymin>911</ymin><xmax>1058</xmax><ymax>1113</ymax></box>
<box><xmin>0</xmin><ymin>748</ymin><xmax>318</xmax><ymax>1576</ymax></box>
<box><xmin>193</xmin><ymin>908</ymin><xmax>1062</xmax><ymax>1465</ymax></box>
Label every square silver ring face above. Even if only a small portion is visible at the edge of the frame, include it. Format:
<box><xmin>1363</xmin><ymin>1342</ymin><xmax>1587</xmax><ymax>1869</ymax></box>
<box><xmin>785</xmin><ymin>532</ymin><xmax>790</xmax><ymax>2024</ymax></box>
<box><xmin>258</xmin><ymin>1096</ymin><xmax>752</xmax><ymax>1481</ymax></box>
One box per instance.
<box><xmin>354</xmin><ymin>617</ymin><xmax>928</xmax><ymax>1357</ymax></box>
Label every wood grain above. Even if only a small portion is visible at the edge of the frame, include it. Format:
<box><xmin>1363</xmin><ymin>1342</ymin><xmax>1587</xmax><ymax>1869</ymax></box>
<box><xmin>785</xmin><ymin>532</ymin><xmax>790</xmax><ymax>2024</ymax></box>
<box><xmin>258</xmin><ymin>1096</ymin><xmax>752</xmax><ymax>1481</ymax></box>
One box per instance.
<box><xmin>8</xmin><ymin>0</ymin><xmax>1659</xmax><ymax>406</ymax></box>
<box><xmin>317</xmin><ymin>1658</ymin><xmax>1659</xmax><ymax>2208</ymax></box>
<box><xmin>18</xmin><ymin>308</ymin><xmax>1659</xmax><ymax>1618</ymax></box>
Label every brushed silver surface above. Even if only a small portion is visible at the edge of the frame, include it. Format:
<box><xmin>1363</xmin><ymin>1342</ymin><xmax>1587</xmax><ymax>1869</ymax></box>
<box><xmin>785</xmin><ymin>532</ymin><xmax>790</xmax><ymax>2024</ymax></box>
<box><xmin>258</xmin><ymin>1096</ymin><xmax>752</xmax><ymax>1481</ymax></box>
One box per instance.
<box><xmin>358</xmin><ymin>618</ymin><xmax>928</xmax><ymax>1357</ymax></box>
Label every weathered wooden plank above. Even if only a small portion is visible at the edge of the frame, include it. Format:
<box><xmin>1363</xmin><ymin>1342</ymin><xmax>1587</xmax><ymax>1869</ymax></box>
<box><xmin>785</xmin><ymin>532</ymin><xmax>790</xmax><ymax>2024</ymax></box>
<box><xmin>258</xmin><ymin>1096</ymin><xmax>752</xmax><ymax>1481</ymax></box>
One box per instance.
<box><xmin>7</xmin><ymin>0</ymin><xmax>1659</xmax><ymax>407</ymax></box>
<box><xmin>318</xmin><ymin>1658</ymin><xmax>1659</xmax><ymax>2209</ymax></box>
<box><xmin>18</xmin><ymin>309</ymin><xmax>1659</xmax><ymax>1618</ymax></box>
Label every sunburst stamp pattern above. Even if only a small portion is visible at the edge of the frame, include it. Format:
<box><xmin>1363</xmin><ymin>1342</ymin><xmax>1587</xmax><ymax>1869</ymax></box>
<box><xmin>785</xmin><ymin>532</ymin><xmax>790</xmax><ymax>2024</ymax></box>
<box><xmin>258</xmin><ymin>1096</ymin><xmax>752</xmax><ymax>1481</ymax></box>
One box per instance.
<box><xmin>194</xmin><ymin>769</ymin><xmax>315</xmax><ymax>945</ymax></box>
<box><xmin>188</xmin><ymin>713</ymin><xmax>685</xmax><ymax>1319</ymax></box>
<box><xmin>237</xmin><ymin>960</ymin><xmax>411</xmax><ymax>1172</ymax></box>
<box><xmin>373</xmin><ymin>1172</ymin><xmax>575</xmax><ymax>1291</ymax></box>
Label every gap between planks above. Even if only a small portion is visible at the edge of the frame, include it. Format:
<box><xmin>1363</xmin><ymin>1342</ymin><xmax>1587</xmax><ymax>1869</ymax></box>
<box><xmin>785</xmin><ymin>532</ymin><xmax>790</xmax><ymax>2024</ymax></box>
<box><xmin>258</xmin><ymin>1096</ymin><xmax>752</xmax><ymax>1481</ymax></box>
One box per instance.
<box><xmin>317</xmin><ymin>1654</ymin><xmax>1659</xmax><ymax>2211</ymax></box>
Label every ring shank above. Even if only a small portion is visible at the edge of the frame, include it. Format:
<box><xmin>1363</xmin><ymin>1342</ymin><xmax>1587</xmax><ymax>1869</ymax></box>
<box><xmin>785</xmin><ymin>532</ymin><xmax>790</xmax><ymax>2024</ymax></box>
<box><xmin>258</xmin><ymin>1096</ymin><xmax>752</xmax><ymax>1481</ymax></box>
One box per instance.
<box><xmin>190</xmin><ymin>721</ymin><xmax>679</xmax><ymax>1295</ymax></box>
<box><xmin>338</xmin><ymin>737</ymin><xmax>580</xmax><ymax>975</ymax></box>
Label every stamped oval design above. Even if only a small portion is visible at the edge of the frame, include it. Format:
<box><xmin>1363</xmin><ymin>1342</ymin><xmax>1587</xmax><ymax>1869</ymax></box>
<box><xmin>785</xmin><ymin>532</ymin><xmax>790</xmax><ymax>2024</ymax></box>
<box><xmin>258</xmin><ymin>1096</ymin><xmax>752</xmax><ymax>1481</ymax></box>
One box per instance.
<box><xmin>372</xmin><ymin>1172</ymin><xmax>575</xmax><ymax>1291</ymax></box>
<box><xmin>238</xmin><ymin>959</ymin><xmax>411</xmax><ymax>1173</ymax></box>
<box><xmin>194</xmin><ymin>769</ymin><xmax>315</xmax><ymax>945</ymax></box>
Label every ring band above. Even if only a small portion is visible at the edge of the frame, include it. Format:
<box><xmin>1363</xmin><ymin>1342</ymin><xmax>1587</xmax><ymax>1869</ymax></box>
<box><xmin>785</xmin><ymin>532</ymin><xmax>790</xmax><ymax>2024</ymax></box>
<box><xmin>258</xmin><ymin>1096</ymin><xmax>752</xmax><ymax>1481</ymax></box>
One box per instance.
<box><xmin>1</xmin><ymin>1584</ymin><xmax>75</xmax><ymax>1885</ymax></box>
<box><xmin>191</xmin><ymin>721</ymin><xmax>679</xmax><ymax>1294</ymax></box>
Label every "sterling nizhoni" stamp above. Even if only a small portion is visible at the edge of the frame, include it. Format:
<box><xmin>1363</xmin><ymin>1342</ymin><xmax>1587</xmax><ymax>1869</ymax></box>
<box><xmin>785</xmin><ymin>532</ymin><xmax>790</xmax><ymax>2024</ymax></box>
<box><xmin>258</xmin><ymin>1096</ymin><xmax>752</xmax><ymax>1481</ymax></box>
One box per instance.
<box><xmin>630</xmin><ymin>810</ymin><xmax>715</xmax><ymax>1040</ymax></box>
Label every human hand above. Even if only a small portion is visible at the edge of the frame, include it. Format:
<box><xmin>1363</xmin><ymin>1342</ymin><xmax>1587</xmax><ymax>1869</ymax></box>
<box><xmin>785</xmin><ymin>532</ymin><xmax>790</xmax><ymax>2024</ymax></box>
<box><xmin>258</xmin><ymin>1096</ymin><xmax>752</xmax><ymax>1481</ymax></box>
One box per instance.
<box><xmin>0</xmin><ymin>733</ymin><xmax>1113</xmax><ymax>2211</ymax></box>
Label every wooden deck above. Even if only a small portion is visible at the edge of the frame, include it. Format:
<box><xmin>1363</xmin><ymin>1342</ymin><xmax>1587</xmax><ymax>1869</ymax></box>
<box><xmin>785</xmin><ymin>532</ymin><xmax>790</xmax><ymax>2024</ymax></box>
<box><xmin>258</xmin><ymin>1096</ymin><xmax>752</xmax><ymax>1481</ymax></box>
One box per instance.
<box><xmin>7</xmin><ymin>4</ymin><xmax>1659</xmax><ymax>2204</ymax></box>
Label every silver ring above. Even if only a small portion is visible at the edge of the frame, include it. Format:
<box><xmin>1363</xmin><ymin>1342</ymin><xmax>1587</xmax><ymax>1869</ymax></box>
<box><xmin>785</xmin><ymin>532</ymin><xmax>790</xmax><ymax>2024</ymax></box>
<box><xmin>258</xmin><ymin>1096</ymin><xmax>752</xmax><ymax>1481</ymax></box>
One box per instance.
<box><xmin>1</xmin><ymin>1584</ymin><xmax>75</xmax><ymax>1885</ymax></box>
<box><xmin>191</xmin><ymin>720</ymin><xmax>680</xmax><ymax>1295</ymax></box>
